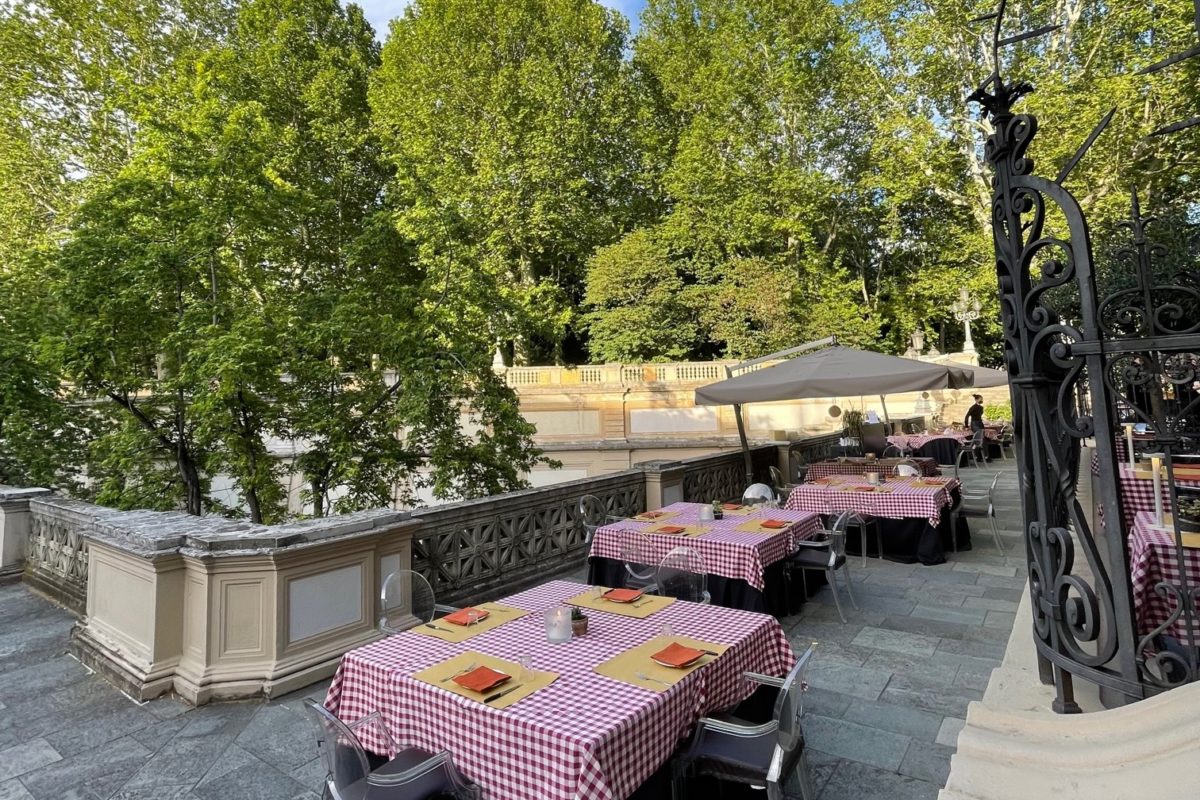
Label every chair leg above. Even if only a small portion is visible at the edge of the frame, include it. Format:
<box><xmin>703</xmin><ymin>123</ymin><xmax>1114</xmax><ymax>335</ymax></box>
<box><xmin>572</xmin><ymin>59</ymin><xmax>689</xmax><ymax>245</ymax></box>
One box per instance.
<box><xmin>826</xmin><ymin>568</ymin><xmax>847</xmax><ymax>623</ymax></box>
<box><xmin>860</xmin><ymin>525</ymin><xmax>867</xmax><ymax>569</ymax></box>
<box><xmin>840</xmin><ymin>562</ymin><xmax>858</xmax><ymax>610</ymax></box>
<box><xmin>950</xmin><ymin>510</ymin><xmax>959</xmax><ymax>554</ymax></box>
<box><xmin>989</xmin><ymin>513</ymin><xmax>1005</xmax><ymax>561</ymax></box>
<box><xmin>797</xmin><ymin>748</ymin><xmax>818</xmax><ymax>800</ymax></box>
<box><xmin>671</xmin><ymin>761</ymin><xmax>686</xmax><ymax>800</ymax></box>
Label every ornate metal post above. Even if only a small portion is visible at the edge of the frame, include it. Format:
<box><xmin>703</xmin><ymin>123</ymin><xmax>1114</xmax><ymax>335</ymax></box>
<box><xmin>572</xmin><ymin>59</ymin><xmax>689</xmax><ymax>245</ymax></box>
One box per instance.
<box><xmin>951</xmin><ymin>288</ymin><xmax>982</xmax><ymax>354</ymax></box>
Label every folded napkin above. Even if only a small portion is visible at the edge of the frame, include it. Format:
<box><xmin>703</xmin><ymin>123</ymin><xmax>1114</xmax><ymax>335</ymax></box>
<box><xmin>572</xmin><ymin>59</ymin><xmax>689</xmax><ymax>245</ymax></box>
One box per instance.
<box><xmin>640</xmin><ymin>511</ymin><xmax>666</xmax><ymax>519</ymax></box>
<box><xmin>841</xmin><ymin>486</ymin><xmax>876</xmax><ymax>493</ymax></box>
<box><xmin>444</xmin><ymin>607</ymin><xmax>490</xmax><ymax>626</ymax></box>
<box><xmin>453</xmin><ymin>665</ymin><xmax>510</xmax><ymax>693</ymax></box>
<box><xmin>651</xmin><ymin>642</ymin><xmax>705</xmax><ymax>668</ymax></box>
<box><xmin>603</xmin><ymin>588</ymin><xmax>645</xmax><ymax>603</ymax></box>
<box><xmin>722</xmin><ymin>503</ymin><xmax>742</xmax><ymax>510</ymax></box>
<box><xmin>655</xmin><ymin>525</ymin><xmax>687</xmax><ymax>534</ymax></box>
<box><xmin>760</xmin><ymin>519</ymin><xmax>789</xmax><ymax>529</ymax></box>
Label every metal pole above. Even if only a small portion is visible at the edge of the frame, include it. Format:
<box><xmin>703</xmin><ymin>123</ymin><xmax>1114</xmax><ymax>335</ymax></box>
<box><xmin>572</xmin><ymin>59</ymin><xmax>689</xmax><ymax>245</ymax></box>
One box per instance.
<box><xmin>733</xmin><ymin>403</ymin><xmax>753</xmax><ymax>485</ymax></box>
<box><xmin>879</xmin><ymin>395</ymin><xmax>891</xmax><ymax>423</ymax></box>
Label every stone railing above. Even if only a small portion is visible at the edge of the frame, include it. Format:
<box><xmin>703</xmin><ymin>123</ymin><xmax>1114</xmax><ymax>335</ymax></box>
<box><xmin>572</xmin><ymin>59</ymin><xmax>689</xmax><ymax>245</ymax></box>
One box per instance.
<box><xmin>500</xmin><ymin>360</ymin><xmax>755</xmax><ymax>388</ymax></box>
<box><xmin>410</xmin><ymin>469</ymin><xmax>646</xmax><ymax>607</ymax></box>
<box><xmin>679</xmin><ymin>445</ymin><xmax>779</xmax><ymax>503</ymax></box>
<box><xmin>24</xmin><ymin>496</ymin><xmax>122</xmax><ymax>613</ymax></box>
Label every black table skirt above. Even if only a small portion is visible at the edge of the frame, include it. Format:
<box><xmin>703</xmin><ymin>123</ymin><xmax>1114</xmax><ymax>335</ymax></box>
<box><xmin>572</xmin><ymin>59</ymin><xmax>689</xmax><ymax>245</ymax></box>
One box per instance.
<box><xmin>845</xmin><ymin>511</ymin><xmax>972</xmax><ymax>566</ymax></box>
<box><xmin>586</xmin><ymin>557</ymin><xmax>812</xmax><ymax>616</ymax></box>
<box><xmin>915</xmin><ymin>438</ymin><xmax>960</xmax><ymax>465</ymax></box>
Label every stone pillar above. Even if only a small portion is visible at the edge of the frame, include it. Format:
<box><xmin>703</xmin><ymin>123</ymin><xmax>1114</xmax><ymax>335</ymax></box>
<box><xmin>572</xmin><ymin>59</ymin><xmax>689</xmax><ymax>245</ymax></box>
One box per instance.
<box><xmin>637</xmin><ymin>460</ymin><xmax>685</xmax><ymax>509</ymax></box>
<box><xmin>0</xmin><ymin>486</ymin><xmax>52</xmax><ymax>580</ymax></box>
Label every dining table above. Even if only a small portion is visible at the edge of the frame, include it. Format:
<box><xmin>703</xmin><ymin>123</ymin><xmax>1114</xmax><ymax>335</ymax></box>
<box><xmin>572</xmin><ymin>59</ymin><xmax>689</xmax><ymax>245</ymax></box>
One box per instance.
<box><xmin>1090</xmin><ymin>457</ymin><xmax>1200</xmax><ymax>531</ymax></box>
<box><xmin>324</xmin><ymin>579</ymin><xmax>795</xmax><ymax>800</ymax></box>
<box><xmin>1129</xmin><ymin>511</ymin><xmax>1200</xmax><ymax>648</ymax></box>
<box><xmin>587</xmin><ymin>502</ymin><xmax>823</xmax><ymax>615</ymax></box>
<box><xmin>804</xmin><ymin>457</ymin><xmax>939</xmax><ymax>480</ymax></box>
<box><xmin>784</xmin><ymin>475</ymin><xmax>968</xmax><ymax>565</ymax></box>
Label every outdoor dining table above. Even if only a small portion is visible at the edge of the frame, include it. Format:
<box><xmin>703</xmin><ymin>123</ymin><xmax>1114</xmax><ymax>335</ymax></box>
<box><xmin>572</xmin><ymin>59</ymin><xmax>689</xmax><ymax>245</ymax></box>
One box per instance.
<box><xmin>1090</xmin><ymin>457</ymin><xmax>1200</xmax><ymax>531</ymax></box>
<box><xmin>804</xmin><ymin>456</ymin><xmax>939</xmax><ymax>480</ymax></box>
<box><xmin>784</xmin><ymin>475</ymin><xmax>968</xmax><ymax>565</ymax></box>
<box><xmin>1129</xmin><ymin>511</ymin><xmax>1200</xmax><ymax>648</ymax></box>
<box><xmin>324</xmin><ymin>579</ymin><xmax>795</xmax><ymax>800</ymax></box>
<box><xmin>587</xmin><ymin>501</ymin><xmax>823</xmax><ymax>615</ymax></box>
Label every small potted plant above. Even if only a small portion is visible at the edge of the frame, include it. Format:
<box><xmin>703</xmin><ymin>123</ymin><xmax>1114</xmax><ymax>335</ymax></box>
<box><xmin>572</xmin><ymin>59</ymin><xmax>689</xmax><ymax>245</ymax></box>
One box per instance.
<box><xmin>1178</xmin><ymin>498</ymin><xmax>1200</xmax><ymax>533</ymax></box>
<box><xmin>712</xmin><ymin>499</ymin><xmax>724</xmax><ymax>519</ymax></box>
<box><xmin>571</xmin><ymin>607</ymin><xmax>589</xmax><ymax>636</ymax></box>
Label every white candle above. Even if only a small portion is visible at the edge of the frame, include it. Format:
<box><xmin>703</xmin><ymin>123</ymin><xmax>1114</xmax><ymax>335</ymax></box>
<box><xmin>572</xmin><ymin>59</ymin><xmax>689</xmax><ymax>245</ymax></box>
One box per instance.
<box><xmin>1151</xmin><ymin>455</ymin><xmax>1164</xmax><ymax>526</ymax></box>
<box><xmin>1125</xmin><ymin>424</ymin><xmax>1136</xmax><ymax>469</ymax></box>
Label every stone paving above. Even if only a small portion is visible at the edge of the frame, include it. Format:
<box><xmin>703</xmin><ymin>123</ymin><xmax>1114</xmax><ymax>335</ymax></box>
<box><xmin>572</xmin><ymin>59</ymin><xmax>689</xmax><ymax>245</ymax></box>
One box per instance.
<box><xmin>0</xmin><ymin>461</ymin><xmax>1025</xmax><ymax>800</ymax></box>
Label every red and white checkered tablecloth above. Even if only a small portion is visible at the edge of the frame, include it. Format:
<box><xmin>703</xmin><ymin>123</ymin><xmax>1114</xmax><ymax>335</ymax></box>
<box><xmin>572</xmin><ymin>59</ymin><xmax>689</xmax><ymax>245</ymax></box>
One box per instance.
<box><xmin>1129</xmin><ymin>511</ymin><xmax>1200</xmax><ymax>645</ymax></box>
<box><xmin>1091</xmin><ymin>461</ymin><xmax>1200</xmax><ymax>531</ymax></box>
<box><xmin>324</xmin><ymin>579</ymin><xmax>795</xmax><ymax>800</ymax></box>
<box><xmin>887</xmin><ymin>433</ymin><xmax>966</xmax><ymax>451</ymax></box>
<box><xmin>784</xmin><ymin>476</ymin><xmax>959</xmax><ymax>527</ymax></box>
<box><xmin>804</xmin><ymin>458</ymin><xmax>939</xmax><ymax>480</ymax></box>
<box><xmin>589</xmin><ymin>503</ymin><xmax>822</xmax><ymax>592</ymax></box>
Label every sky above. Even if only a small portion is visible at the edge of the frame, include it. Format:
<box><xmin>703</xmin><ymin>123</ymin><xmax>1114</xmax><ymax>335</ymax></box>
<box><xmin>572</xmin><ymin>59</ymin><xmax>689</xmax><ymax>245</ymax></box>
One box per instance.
<box><xmin>356</xmin><ymin>0</ymin><xmax>649</xmax><ymax>39</ymax></box>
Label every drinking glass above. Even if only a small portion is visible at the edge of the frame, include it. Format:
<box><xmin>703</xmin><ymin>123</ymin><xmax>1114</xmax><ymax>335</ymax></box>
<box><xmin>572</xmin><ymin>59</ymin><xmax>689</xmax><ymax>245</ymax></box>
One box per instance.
<box><xmin>659</xmin><ymin>621</ymin><xmax>675</xmax><ymax>638</ymax></box>
<box><xmin>518</xmin><ymin>653</ymin><xmax>535</xmax><ymax>682</ymax></box>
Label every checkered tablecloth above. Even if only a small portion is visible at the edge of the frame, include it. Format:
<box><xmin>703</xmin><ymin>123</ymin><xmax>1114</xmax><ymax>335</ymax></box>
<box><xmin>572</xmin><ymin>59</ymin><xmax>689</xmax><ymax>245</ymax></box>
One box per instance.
<box><xmin>589</xmin><ymin>503</ymin><xmax>822</xmax><ymax>592</ymax></box>
<box><xmin>887</xmin><ymin>433</ymin><xmax>966</xmax><ymax>451</ymax></box>
<box><xmin>1129</xmin><ymin>511</ymin><xmax>1200</xmax><ymax>645</ymax></box>
<box><xmin>784</xmin><ymin>476</ymin><xmax>959</xmax><ymax>527</ymax></box>
<box><xmin>324</xmin><ymin>579</ymin><xmax>795</xmax><ymax>800</ymax></box>
<box><xmin>1091</xmin><ymin>461</ymin><xmax>1200</xmax><ymax>531</ymax></box>
<box><xmin>804</xmin><ymin>458</ymin><xmax>939</xmax><ymax>480</ymax></box>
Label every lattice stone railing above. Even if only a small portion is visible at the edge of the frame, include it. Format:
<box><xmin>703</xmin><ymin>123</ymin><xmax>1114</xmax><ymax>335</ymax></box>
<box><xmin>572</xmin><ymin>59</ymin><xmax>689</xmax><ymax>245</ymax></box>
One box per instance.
<box><xmin>680</xmin><ymin>446</ymin><xmax>776</xmax><ymax>503</ymax></box>
<box><xmin>24</xmin><ymin>497</ymin><xmax>123</xmax><ymax>613</ymax></box>
<box><xmin>410</xmin><ymin>469</ymin><xmax>646</xmax><ymax>606</ymax></box>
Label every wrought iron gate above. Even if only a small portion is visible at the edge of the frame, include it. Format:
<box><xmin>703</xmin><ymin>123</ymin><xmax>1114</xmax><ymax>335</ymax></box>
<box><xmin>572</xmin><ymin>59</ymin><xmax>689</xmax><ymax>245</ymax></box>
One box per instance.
<box><xmin>970</xmin><ymin>1</ymin><xmax>1200</xmax><ymax>710</ymax></box>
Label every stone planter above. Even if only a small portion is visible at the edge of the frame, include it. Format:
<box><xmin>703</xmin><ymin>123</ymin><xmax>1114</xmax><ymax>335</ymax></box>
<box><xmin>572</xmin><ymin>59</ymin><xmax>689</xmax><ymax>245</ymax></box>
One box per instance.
<box><xmin>1179</xmin><ymin>516</ymin><xmax>1200</xmax><ymax>533</ymax></box>
<box><xmin>572</xmin><ymin>617</ymin><xmax>589</xmax><ymax>637</ymax></box>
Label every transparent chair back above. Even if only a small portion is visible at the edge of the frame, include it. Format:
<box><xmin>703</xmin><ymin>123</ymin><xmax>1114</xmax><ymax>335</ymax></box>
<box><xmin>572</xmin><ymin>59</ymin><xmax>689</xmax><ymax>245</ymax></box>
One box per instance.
<box><xmin>578</xmin><ymin>494</ymin><xmax>607</xmax><ymax>543</ymax></box>
<box><xmin>773</xmin><ymin>641</ymin><xmax>818</xmax><ymax>753</ymax></box>
<box><xmin>893</xmin><ymin>461</ymin><xmax>920</xmax><ymax>477</ymax></box>
<box><xmin>621</xmin><ymin>541</ymin><xmax>657</xmax><ymax>586</ymax></box>
<box><xmin>827</xmin><ymin>511</ymin><xmax>853</xmax><ymax>561</ymax></box>
<box><xmin>742</xmin><ymin>482</ymin><xmax>777</xmax><ymax>508</ymax></box>
<box><xmin>656</xmin><ymin>546</ymin><xmax>710</xmax><ymax>603</ymax></box>
<box><xmin>768</xmin><ymin>466</ymin><xmax>789</xmax><ymax>496</ymax></box>
<box><xmin>304</xmin><ymin>700</ymin><xmax>372</xmax><ymax>798</ymax></box>
<box><xmin>380</xmin><ymin>569</ymin><xmax>437</xmax><ymax>633</ymax></box>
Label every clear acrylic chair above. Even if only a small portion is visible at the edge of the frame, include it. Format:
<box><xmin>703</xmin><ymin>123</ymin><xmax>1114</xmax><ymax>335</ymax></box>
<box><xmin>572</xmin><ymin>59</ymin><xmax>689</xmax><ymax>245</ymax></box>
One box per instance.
<box><xmin>670</xmin><ymin>642</ymin><xmax>819</xmax><ymax>800</ymax></box>
<box><xmin>787</xmin><ymin>511</ymin><xmax>858</xmax><ymax>623</ymax></box>
<box><xmin>379</xmin><ymin>570</ymin><xmax>437</xmax><ymax>634</ymax></box>
<box><xmin>768</xmin><ymin>466</ymin><xmax>796</xmax><ymax>501</ymax></box>
<box><xmin>882</xmin><ymin>444</ymin><xmax>903</xmax><ymax>459</ymax></box>
<box><xmin>950</xmin><ymin>473</ymin><xmax>1005</xmax><ymax>558</ymax></box>
<box><xmin>577</xmin><ymin>494</ymin><xmax>624</xmax><ymax>544</ymax></box>
<box><xmin>621</xmin><ymin>541</ymin><xmax>659</xmax><ymax>592</ymax></box>
<box><xmin>958</xmin><ymin>428</ymin><xmax>986</xmax><ymax>468</ymax></box>
<box><xmin>742</xmin><ymin>483</ymin><xmax>777</xmax><ymax>508</ymax></box>
<box><xmin>304</xmin><ymin>699</ymin><xmax>480</xmax><ymax>800</ymax></box>
<box><xmin>656</xmin><ymin>546</ymin><xmax>711</xmax><ymax>604</ymax></box>
<box><xmin>998</xmin><ymin>424</ymin><xmax>1015</xmax><ymax>460</ymax></box>
<box><xmin>893</xmin><ymin>461</ymin><xmax>921</xmax><ymax>478</ymax></box>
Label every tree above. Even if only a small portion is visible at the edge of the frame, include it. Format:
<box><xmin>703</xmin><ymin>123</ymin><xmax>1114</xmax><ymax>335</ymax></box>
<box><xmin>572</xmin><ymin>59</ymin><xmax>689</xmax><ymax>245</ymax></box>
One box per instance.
<box><xmin>371</xmin><ymin>0</ymin><xmax>648</xmax><ymax>365</ymax></box>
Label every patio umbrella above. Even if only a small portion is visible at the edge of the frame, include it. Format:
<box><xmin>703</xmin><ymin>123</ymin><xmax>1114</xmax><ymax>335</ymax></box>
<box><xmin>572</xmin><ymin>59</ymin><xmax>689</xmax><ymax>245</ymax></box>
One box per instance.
<box><xmin>944</xmin><ymin>362</ymin><xmax>1009</xmax><ymax>388</ymax></box>
<box><xmin>695</xmin><ymin>345</ymin><xmax>976</xmax><ymax>481</ymax></box>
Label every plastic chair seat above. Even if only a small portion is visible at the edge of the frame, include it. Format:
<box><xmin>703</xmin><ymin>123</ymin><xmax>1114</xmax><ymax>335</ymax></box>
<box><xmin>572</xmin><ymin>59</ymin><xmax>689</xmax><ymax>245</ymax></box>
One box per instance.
<box><xmin>789</xmin><ymin>549</ymin><xmax>845</xmax><ymax>570</ymax></box>
<box><xmin>336</xmin><ymin>747</ymin><xmax>450</xmax><ymax>800</ymax></box>
<box><xmin>689</xmin><ymin>733</ymin><xmax>778</xmax><ymax>780</ymax></box>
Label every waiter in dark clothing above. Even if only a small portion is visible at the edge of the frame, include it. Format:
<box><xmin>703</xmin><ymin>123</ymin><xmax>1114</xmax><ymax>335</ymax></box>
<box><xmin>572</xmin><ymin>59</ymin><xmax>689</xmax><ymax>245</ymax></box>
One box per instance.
<box><xmin>964</xmin><ymin>394</ymin><xmax>985</xmax><ymax>432</ymax></box>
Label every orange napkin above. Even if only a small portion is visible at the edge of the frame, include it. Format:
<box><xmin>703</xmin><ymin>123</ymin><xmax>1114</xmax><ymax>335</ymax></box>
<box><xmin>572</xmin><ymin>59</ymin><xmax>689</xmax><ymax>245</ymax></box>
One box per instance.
<box><xmin>651</xmin><ymin>642</ymin><xmax>705</xmax><ymax>668</ymax></box>
<box><xmin>841</xmin><ymin>486</ymin><xmax>876</xmax><ymax>493</ymax></box>
<box><xmin>453</xmin><ymin>666</ymin><xmax>510</xmax><ymax>693</ymax></box>
<box><xmin>760</xmin><ymin>519</ymin><xmax>789</xmax><ymax>529</ymax></box>
<box><xmin>722</xmin><ymin>503</ymin><xmax>742</xmax><ymax>510</ymax></box>
<box><xmin>655</xmin><ymin>525</ymin><xmax>687</xmax><ymax>534</ymax></box>
<box><xmin>443</xmin><ymin>607</ymin><xmax>490</xmax><ymax>626</ymax></box>
<box><xmin>602</xmin><ymin>588</ymin><xmax>645</xmax><ymax>603</ymax></box>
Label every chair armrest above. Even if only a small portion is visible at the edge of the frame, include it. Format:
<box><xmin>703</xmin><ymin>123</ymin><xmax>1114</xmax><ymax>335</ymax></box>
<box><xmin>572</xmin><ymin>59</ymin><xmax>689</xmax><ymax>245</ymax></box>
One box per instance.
<box><xmin>792</xmin><ymin>539</ymin><xmax>831</xmax><ymax>550</ymax></box>
<box><xmin>434</xmin><ymin>603</ymin><xmax>460</xmax><ymax>615</ymax></box>
<box><xmin>348</xmin><ymin>711</ymin><xmax>397</xmax><ymax>753</ymax></box>
<box><xmin>743</xmin><ymin>671</ymin><xmax>785</xmax><ymax>688</ymax></box>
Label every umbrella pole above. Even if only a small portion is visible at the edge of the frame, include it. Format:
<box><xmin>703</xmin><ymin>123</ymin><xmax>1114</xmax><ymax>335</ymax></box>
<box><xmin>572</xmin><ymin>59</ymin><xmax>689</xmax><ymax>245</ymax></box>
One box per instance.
<box><xmin>733</xmin><ymin>403</ymin><xmax>754</xmax><ymax>485</ymax></box>
<box><xmin>880</xmin><ymin>395</ymin><xmax>891</xmax><ymax>423</ymax></box>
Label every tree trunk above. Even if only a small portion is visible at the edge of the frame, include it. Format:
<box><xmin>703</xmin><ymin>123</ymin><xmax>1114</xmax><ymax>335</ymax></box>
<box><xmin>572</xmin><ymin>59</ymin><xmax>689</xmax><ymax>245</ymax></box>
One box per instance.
<box><xmin>179</xmin><ymin>449</ymin><xmax>203</xmax><ymax>516</ymax></box>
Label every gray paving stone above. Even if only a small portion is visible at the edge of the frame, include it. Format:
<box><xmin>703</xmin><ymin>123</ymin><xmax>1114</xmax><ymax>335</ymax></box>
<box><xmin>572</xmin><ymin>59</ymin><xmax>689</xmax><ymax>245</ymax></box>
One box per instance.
<box><xmin>0</xmin><ymin>779</ymin><xmax>35</xmax><ymax>800</ymax></box>
<box><xmin>119</xmin><ymin>704</ymin><xmax>259</xmax><ymax>792</ymax></box>
<box><xmin>815</xmin><ymin>592</ymin><xmax>915</xmax><ymax>617</ymax></box>
<box><xmin>805</xmin><ymin>663</ymin><xmax>893</xmax><ymax>702</ymax></box>
<box><xmin>962</xmin><ymin>596</ymin><xmax>1019</xmax><ymax>613</ymax></box>
<box><xmin>129</xmin><ymin>715</ymin><xmax>194</xmax><ymax>755</ymax></box>
<box><xmin>805</xmin><ymin>714</ymin><xmax>912</xmax><ymax>771</ymax></box>
<box><xmin>818</xmin><ymin>758</ymin><xmax>940</xmax><ymax>800</ymax></box>
<box><xmin>287</xmin><ymin>757</ymin><xmax>326</xmax><ymax>795</ymax></box>
<box><xmin>936</xmin><ymin>716</ymin><xmax>967</xmax><ymax>747</ymax></box>
<box><xmin>982</xmin><ymin>586</ymin><xmax>1024</xmax><ymax>602</ymax></box>
<box><xmin>0</xmin><ymin>658</ymin><xmax>89</xmax><ymax>704</ymax></box>
<box><xmin>786</xmin><ymin>618</ymin><xmax>866</xmax><ymax>646</ymax></box>
<box><xmin>43</xmin><ymin>702</ymin><xmax>156</xmax><ymax>757</ymax></box>
<box><xmin>17</xmin><ymin>736</ymin><xmax>149</xmax><ymax>800</ymax></box>
<box><xmin>917</xmin><ymin>569</ymin><xmax>980</xmax><ymax>586</ymax></box>
<box><xmin>110</xmin><ymin>787</ymin><xmax>198</xmax><ymax>800</ymax></box>
<box><xmin>0</xmin><ymin>740</ymin><xmax>61</xmax><ymax>783</ymax></box>
<box><xmin>851</xmin><ymin>626</ymin><xmax>940</xmax><ymax>658</ymax></box>
<box><xmin>984</xmin><ymin>610</ymin><xmax>1018</xmax><ymax>629</ymax></box>
<box><xmin>234</xmin><ymin>704</ymin><xmax>316</xmax><ymax>773</ymax></box>
<box><xmin>146</xmin><ymin>697</ymin><xmax>194</xmax><ymax>721</ymax></box>
<box><xmin>928</xmin><ymin>649</ymin><xmax>1002</xmax><ymax>672</ymax></box>
<box><xmin>909</xmin><ymin>604</ymin><xmax>988</xmax><ymax>626</ymax></box>
<box><xmin>805</xmin><ymin>641</ymin><xmax>873</xmax><ymax>669</ymax></box>
<box><xmin>805</xmin><ymin>749</ymin><xmax>843</xmax><ymax>799</ymax></box>
<box><xmin>975</xmin><ymin>573</ymin><xmax>1027</xmax><ymax>590</ymax></box>
<box><xmin>801</xmin><ymin>686</ymin><xmax>854</xmax><ymax>719</ymax></box>
<box><xmin>190</xmin><ymin>762</ymin><xmax>313</xmax><ymax>800</ymax></box>
<box><xmin>860</xmin><ymin>651</ymin><xmax>959</xmax><ymax>686</ymax></box>
<box><xmin>899</xmin><ymin>740</ymin><xmax>956</xmax><ymax>785</ymax></box>
<box><xmin>954</xmin><ymin>664</ymin><xmax>995</xmax><ymax>691</ymax></box>
<box><xmin>935</xmin><ymin>637</ymin><xmax>1006</xmax><ymax>662</ymax></box>
<box><xmin>841</xmin><ymin>699</ymin><xmax>943</xmax><ymax>741</ymax></box>
<box><xmin>880</xmin><ymin>673</ymin><xmax>985</xmax><ymax>718</ymax></box>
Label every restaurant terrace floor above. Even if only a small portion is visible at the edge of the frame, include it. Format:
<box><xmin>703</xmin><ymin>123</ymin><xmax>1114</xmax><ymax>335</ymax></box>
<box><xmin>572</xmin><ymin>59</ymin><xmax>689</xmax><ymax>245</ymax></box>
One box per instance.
<box><xmin>0</xmin><ymin>463</ymin><xmax>1024</xmax><ymax>800</ymax></box>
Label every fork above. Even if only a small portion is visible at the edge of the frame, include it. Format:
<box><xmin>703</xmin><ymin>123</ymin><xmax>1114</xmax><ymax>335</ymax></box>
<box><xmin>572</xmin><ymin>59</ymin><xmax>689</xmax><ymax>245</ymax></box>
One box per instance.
<box><xmin>635</xmin><ymin>672</ymin><xmax>671</xmax><ymax>687</ymax></box>
<box><xmin>440</xmin><ymin>662</ymin><xmax>477</xmax><ymax>683</ymax></box>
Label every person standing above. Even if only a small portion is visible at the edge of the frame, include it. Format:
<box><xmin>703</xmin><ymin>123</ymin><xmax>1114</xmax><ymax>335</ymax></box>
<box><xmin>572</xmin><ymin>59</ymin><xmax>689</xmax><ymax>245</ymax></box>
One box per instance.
<box><xmin>964</xmin><ymin>394</ymin><xmax>985</xmax><ymax>433</ymax></box>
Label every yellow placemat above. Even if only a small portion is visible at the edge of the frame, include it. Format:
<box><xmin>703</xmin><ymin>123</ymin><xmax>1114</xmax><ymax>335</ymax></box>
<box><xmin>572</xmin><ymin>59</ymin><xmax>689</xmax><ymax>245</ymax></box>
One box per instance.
<box><xmin>734</xmin><ymin>518</ymin><xmax>793</xmax><ymax>535</ymax></box>
<box><xmin>413</xmin><ymin>651</ymin><xmax>558</xmax><ymax>710</ymax></box>
<box><xmin>718</xmin><ymin>505</ymin><xmax>758</xmax><ymax>517</ymax></box>
<box><xmin>410</xmin><ymin>604</ymin><xmax>529</xmax><ymax>643</ymax></box>
<box><xmin>631</xmin><ymin>510</ymin><xmax>679</xmax><ymax>522</ymax></box>
<box><xmin>566</xmin><ymin>588</ymin><xmax>676</xmax><ymax>619</ymax></box>
<box><xmin>639</xmin><ymin>524</ymin><xmax>710</xmax><ymax>537</ymax></box>
<box><xmin>594</xmin><ymin>635</ymin><xmax>730</xmax><ymax>693</ymax></box>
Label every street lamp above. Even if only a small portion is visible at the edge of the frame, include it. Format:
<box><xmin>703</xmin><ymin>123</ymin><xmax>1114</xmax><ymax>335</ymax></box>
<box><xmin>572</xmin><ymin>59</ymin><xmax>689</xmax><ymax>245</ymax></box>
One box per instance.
<box><xmin>951</xmin><ymin>287</ymin><xmax>982</xmax><ymax>353</ymax></box>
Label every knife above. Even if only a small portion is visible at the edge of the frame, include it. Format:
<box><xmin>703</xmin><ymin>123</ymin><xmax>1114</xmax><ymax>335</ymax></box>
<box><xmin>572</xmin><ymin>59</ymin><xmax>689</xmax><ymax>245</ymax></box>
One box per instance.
<box><xmin>483</xmin><ymin>683</ymin><xmax>523</xmax><ymax>703</ymax></box>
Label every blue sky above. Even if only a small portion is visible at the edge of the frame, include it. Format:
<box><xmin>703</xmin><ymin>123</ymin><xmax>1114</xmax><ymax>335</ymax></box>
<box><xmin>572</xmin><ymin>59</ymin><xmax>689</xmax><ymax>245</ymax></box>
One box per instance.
<box><xmin>356</xmin><ymin>0</ymin><xmax>648</xmax><ymax>38</ymax></box>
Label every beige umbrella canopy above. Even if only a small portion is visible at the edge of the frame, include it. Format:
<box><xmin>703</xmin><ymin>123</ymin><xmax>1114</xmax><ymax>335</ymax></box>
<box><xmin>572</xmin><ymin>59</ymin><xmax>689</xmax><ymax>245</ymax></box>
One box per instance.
<box><xmin>942</xmin><ymin>362</ymin><xmax>1010</xmax><ymax>388</ymax></box>
<box><xmin>695</xmin><ymin>344</ymin><xmax>977</xmax><ymax>482</ymax></box>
